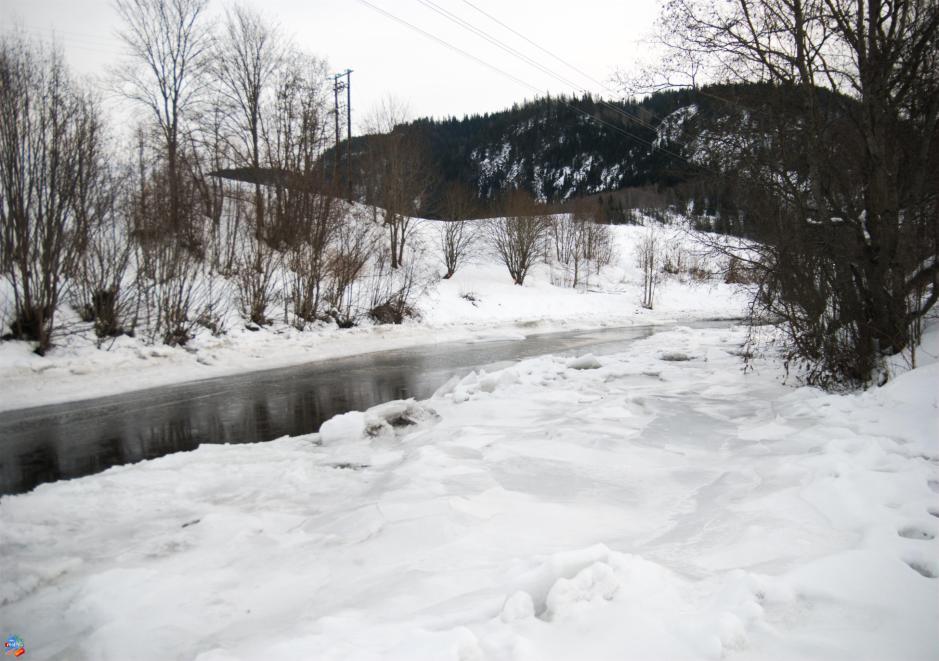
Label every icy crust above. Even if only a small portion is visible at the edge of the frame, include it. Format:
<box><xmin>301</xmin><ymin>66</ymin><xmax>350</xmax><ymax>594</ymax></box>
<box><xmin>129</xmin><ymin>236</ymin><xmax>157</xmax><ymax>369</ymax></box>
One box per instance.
<box><xmin>1</xmin><ymin>325</ymin><xmax>937</xmax><ymax>660</ymax></box>
<box><xmin>319</xmin><ymin>399</ymin><xmax>440</xmax><ymax>445</ymax></box>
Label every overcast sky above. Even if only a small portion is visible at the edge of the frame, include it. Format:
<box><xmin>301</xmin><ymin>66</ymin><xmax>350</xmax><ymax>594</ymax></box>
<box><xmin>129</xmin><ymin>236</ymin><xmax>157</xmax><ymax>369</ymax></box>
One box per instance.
<box><xmin>1</xmin><ymin>0</ymin><xmax>659</xmax><ymax>131</ymax></box>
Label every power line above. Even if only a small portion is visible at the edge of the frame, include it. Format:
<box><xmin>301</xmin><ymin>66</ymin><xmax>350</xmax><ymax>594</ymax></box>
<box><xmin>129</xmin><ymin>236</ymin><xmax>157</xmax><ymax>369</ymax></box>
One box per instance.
<box><xmin>356</xmin><ymin>0</ymin><xmax>690</xmax><ymax>159</ymax></box>
<box><xmin>461</xmin><ymin>0</ymin><xmax>613</xmax><ymax>96</ymax></box>
<box><xmin>14</xmin><ymin>26</ymin><xmax>130</xmax><ymax>56</ymax></box>
<box><xmin>414</xmin><ymin>0</ymin><xmax>692</xmax><ymax>156</ymax></box>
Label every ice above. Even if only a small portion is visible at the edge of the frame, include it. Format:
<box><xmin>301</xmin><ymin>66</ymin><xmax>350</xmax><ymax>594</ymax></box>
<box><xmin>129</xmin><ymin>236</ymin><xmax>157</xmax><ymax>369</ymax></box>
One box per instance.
<box><xmin>317</xmin><ymin>399</ymin><xmax>440</xmax><ymax>445</ymax></box>
<box><xmin>1</xmin><ymin>305</ymin><xmax>937</xmax><ymax>658</ymax></box>
<box><xmin>566</xmin><ymin>353</ymin><xmax>602</xmax><ymax>370</ymax></box>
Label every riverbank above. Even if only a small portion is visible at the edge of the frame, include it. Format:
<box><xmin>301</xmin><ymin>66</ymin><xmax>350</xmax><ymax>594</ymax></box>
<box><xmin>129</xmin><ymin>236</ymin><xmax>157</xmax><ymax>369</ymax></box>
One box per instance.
<box><xmin>2</xmin><ymin>323</ymin><xmax>936</xmax><ymax>660</ymax></box>
<box><xmin>0</xmin><ymin>222</ymin><xmax>745</xmax><ymax>412</ymax></box>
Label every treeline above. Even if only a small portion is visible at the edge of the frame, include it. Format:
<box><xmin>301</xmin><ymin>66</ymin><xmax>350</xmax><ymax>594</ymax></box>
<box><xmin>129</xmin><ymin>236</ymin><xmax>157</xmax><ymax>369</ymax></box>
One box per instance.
<box><xmin>338</xmin><ymin>82</ymin><xmax>791</xmax><ymax>219</ymax></box>
<box><xmin>0</xmin><ymin>1</ymin><xmax>434</xmax><ymax>354</ymax></box>
<box><xmin>0</xmin><ymin>1</ymin><xmax>626</xmax><ymax>356</ymax></box>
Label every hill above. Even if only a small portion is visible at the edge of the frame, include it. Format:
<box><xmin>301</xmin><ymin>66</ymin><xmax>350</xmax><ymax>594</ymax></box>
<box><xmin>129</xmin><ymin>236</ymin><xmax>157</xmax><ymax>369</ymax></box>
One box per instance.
<box><xmin>335</xmin><ymin>83</ymin><xmax>777</xmax><ymax>219</ymax></box>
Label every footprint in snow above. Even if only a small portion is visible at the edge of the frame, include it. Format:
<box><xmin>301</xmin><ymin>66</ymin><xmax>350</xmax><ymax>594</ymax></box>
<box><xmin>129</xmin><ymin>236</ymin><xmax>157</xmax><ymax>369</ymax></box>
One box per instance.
<box><xmin>905</xmin><ymin>559</ymin><xmax>939</xmax><ymax>579</ymax></box>
<box><xmin>898</xmin><ymin>526</ymin><xmax>935</xmax><ymax>540</ymax></box>
<box><xmin>927</xmin><ymin>479</ymin><xmax>939</xmax><ymax>493</ymax></box>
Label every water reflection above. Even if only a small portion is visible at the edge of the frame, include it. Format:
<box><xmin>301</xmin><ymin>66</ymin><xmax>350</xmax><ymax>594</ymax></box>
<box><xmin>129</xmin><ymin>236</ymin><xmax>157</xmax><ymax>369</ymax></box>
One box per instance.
<box><xmin>1</xmin><ymin>354</ymin><xmax>435</xmax><ymax>494</ymax></box>
<box><xmin>0</xmin><ymin>322</ymin><xmax>731</xmax><ymax>495</ymax></box>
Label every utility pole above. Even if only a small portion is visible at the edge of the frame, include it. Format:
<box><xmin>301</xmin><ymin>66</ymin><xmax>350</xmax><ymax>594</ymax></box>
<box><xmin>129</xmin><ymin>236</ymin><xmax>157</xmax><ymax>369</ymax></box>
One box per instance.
<box><xmin>333</xmin><ymin>69</ymin><xmax>353</xmax><ymax>199</ymax></box>
<box><xmin>333</xmin><ymin>73</ymin><xmax>343</xmax><ymax>170</ymax></box>
<box><xmin>345</xmin><ymin>68</ymin><xmax>353</xmax><ymax>200</ymax></box>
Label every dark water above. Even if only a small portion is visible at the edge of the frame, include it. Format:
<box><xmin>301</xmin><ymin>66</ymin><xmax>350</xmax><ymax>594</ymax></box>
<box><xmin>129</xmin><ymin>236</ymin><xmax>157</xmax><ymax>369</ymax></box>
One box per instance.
<box><xmin>0</xmin><ymin>321</ymin><xmax>735</xmax><ymax>495</ymax></box>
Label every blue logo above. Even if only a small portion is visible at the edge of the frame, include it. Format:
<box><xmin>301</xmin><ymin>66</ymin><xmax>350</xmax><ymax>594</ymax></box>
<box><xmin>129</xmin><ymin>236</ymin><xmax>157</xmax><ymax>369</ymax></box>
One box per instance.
<box><xmin>3</xmin><ymin>635</ymin><xmax>25</xmax><ymax>657</ymax></box>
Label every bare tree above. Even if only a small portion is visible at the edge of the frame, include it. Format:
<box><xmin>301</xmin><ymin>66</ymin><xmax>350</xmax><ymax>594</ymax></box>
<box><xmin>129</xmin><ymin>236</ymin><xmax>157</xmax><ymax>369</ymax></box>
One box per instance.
<box><xmin>115</xmin><ymin>0</ymin><xmax>210</xmax><ymax>238</ymax></box>
<box><xmin>577</xmin><ymin>207</ymin><xmax>615</xmax><ymax>279</ymax></box>
<box><xmin>487</xmin><ymin>192</ymin><xmax>551</xmax><ymax>286</ymax></box>
<box><xmin>264</xmin><ymin>49</ymin><xmax>332</xmax><ymax>247</ymax></box>
<box><xmin>637</xmin><ymin>226</ymin><xmax>662</xmax><ymax>309</ymax></box>
<box><xmin>363</xmin><ymin>97</ymin><xmax>435</xmax><ymax>269</ymax></box>
<box><xmin>187</xmin><ymin>95</ymin><xmax>232</xmax><ymax>266</ymax></box>
<box><xmin>216</xmin><ymin>3</ymin><xmax>282</xmax><ymax>239</ymax></box>
<box><xmin>654</xmin><ymin>0</ymin><xmax>939</xmax><ymax>387</ymax></box>
<box><xmin>438</xmin><ymin>182</ymin><xmax>478</xmax><ymax>279</ymax></box>
<box><xmin>0</xmin><ymin>38</ymin><xmax>102</xmax><ymax>352</ymax></box>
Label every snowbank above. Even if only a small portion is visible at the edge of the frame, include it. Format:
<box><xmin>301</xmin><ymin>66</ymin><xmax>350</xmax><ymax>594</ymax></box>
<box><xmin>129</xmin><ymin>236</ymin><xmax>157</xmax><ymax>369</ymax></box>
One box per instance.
<box><xmin>1</xmin><ymin>324</ymin><xmax>936</xmax><ymax>659</ymax></box>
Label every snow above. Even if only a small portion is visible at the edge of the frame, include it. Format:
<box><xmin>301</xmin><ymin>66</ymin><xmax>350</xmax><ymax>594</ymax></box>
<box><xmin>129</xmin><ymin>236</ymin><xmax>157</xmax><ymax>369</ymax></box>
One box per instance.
<box><xmin>2</xmin><ymin>323</ymin><xmax>937</xmax><ymax>660</ymax></box>
<box><xmin>565</xmin><ymin>353</ymin><xmax>602</xmax><ymax>370</ymax></box>
<box><xmin>0</xmin><ymin>220</ymin><xmax>745</xmax><ymax>412</ymax></box>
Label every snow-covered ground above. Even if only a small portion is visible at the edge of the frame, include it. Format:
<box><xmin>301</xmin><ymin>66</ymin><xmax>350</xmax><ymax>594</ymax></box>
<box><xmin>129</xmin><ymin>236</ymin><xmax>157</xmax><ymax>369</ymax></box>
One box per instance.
<box><xmin>2</xmin><ymin>322</ymin><xmax>937</xmax><ymax>660</ymax></box>
<box><xmin>0</xmin><ymin>221</ymin><xmax>743</xmax><ymax>412</ymax></box>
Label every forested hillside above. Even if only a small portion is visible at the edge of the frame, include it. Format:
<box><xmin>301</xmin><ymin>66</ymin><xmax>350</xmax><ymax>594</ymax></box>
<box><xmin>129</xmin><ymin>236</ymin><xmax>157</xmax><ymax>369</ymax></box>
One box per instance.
<box><xmin>340</xmin><ymin>83</ymin><xmax>776</xmax><ymax>216</ymax></box>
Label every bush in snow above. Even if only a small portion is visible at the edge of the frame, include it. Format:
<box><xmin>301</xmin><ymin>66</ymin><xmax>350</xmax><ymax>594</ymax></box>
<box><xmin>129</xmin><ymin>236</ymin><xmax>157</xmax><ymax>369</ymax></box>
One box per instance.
<box><xmin>636</xmin><ymin>226</ymin><xmax>663</xmax><ymax>309</ymax></box>
<box><xmin>233</xmin><ymin>232</ymin><xmax>281</xmax><ymax>327</ymax></box>
<box><xmin>487</xmin><ymin>192</ymin><xmax>551</xmax><ymax>286</ymax></box>
<box><xmin>366</xmin><ymin>246</ymin><xmax>431</xmax><ymax>325</ymax></box>
<box><xmin>0</xmin><ymin>38</ymin><xmax>103</xmax><ymax>353</ymax></box>
<box><xmin>137</xmin><ymin>236</ymin><xmax>224</xmax><ymax>347</ymax></box>
<box><xmin>438</xmin><ymin>183</ymin><xmax>479</xmax><ymax>280</ymax></box>
<box><xmin>72</xmin><ymin>206</ymin><xmax>138</xmax><ymax>339</ymax></box>
<box><xmin>548</xmin><ymin>204</ymin><xmax>615</xmax><ymax>289</ymax></box>
<box><xmin>323</xmin><ymin>216</ymin><xmax>377</xmax><ymax>327</ymax></box>
<box><xmin>286</xmin><ymin>192</ymin><xmax>343</xmax><ymax>329</ymax></box>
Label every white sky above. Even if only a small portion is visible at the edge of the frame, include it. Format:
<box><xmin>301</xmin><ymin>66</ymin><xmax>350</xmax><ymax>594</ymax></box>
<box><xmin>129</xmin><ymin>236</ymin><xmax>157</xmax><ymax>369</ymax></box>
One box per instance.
<box><xmin>1</xmin><ymin>0</ymin><xmax>659</xmax><ymax>131</ymax></box>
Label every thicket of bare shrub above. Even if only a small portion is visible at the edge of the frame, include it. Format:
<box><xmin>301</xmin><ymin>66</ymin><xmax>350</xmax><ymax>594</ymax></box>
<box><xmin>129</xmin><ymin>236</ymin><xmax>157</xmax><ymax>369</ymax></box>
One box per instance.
<box><xmin>636</xmin><ymin>226</ymin><xmax>662</xmax><ymax>309</ymax></box>
<box><xmin>547</xmin><ymin>203</ymin><xmax>615</xmax><ymax>288</ymax></box>
<box><xmin>487</xmin><ymin>192</ymin><xmax>551</xmax><ymax>286</ymax></box>
<box><xmin>0</xmin><ymin>38</ymin><xmax>104</xmax><ymax>353</ymax></box>
<box><xmin>438</xmin><ymin>182</ymin><xmax>478</xmax><ymax>279</ymax></box>
<box><xmin>650</xmin><ymin>0</ymin><xmax>939</xmax><ymax>388</ymax></box>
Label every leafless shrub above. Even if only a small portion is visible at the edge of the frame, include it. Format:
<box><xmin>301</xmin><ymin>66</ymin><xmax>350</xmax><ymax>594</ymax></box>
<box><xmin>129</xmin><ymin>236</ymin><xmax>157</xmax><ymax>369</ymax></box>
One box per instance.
<box><xmin>580</xmin><ymin>217</ymin><xmax>615</xmax><ymax>275</ymax></box>
<box><xmin>234</xmin><ymin>233</ymin><xmax>281</xmax><ymax>327</ymax></box>
<box><xmin>288</xmin><ymin>193</ymin><xmax>343</xmax><ymax>329</ymax></box>
<box><xmin>637</xmin><ymin>226</ymin><xmax>662</xmax><ymax>309</ymax></box>
<box><xmin>662</xmin><ymin>241</ymin><xmax>685</xmax><ymax>276</ymax></box>
<box><xmin>137</xmin><ymin>237</ymin><xmax>220</xmax><ymax>346</ymax></box>
<box><xmin>440</xmin><ymin>219</ymin><xmax>477</xmax><ymax>280</ymax></box>
<box><xmin>72</xmin><ymin>210</ymin><xmax>138</xmax><ymax>339</ymax></box>
<box><xmin>367</xmin><ymin>244</ymin><xmax>430</xmax><ymax>325</ymax></box>
<box><xmin>488</xmin><ymin>192</ymin><xmax>551</xmax><ymax>286</ymax></box>
<box><xmin>724</xmin><ymin>255</ymin><xmax>756</xmax><ymax>285</ymax></box>
<box><xmin>438</xmin><ymin>182</ymin><xmax>478</xmax><ymax>279</ymax></box>
<box><xmin>652</xmin><ymin>0</ymin><xmax>939</xmax><ymax>388</ymax></box>
<box><xmin>324</xmin><ymin>219</ymin><xmax>375</xmax><ymax>327</ymax></box>
<box><xmin>688</xmin><ymin>258</ymin><xmax>711</xmax><ymax>281</ymax></box>
<box><xmin>548</xmin><ymin>204</ymin><xmax>615</xmax><ymax>288</ymax></box>
<box><xmin>206</xmin><ymin>192</ymin><xmax>247</xmax><ymax>277</ymax></box>
<box><xmin>0</xmin><ymin>38</ymin><xmax>101</xmax><ymax>353</ymax></box>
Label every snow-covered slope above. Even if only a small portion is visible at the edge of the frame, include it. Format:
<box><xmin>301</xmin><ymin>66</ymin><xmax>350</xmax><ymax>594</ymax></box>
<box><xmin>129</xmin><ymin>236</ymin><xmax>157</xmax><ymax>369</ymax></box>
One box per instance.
<box><xmin>0</xmin><ymin>219</ymin><xmax>744</xmax><ymax>412</ymax></box>
<box><xmin>2</xmin><ymin>323</ymin><xmax>936</xmax><ymax>660</ymax></box>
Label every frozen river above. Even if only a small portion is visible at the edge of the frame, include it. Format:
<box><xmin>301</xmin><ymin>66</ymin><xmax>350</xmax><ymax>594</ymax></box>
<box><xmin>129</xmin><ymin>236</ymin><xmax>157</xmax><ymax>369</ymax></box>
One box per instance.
<box><xmin>0</xmin><ymin>321</ymin><xmax>734</xmax><ymax>494</ymax></box>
